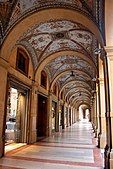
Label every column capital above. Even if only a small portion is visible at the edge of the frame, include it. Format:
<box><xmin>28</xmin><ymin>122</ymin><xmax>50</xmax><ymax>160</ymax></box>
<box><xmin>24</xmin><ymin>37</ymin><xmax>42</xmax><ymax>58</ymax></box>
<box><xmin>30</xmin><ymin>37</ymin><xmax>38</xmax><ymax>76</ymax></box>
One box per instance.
<box><xmin>105</xmin><ymin>46</ymin><xmax>113</xmax><ymax>56</ymax></box>
<box><xmin>99</xmin><ymin>78</ymin><xmax>104</xmax><ymax>85</ymax></box>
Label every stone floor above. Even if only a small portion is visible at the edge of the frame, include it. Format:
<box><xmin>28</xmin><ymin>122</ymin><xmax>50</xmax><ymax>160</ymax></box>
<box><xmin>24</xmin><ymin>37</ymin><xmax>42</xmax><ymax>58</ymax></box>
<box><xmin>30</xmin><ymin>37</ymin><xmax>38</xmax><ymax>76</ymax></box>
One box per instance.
<box><xmin>0</xmin><ymin>120</ymin><xmax>103</xmax><ymax>169</ymax></box>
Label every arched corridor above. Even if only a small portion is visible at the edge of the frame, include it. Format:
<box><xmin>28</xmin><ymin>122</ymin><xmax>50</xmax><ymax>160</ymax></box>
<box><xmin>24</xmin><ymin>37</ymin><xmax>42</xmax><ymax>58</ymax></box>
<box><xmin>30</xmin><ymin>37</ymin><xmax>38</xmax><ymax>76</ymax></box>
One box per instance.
<box><xmin>0</xmin><ymin>0</ymin><xmax>113</xmax><ymax>168</ymax></box>
<box><xmin>0</xmin><ymin>120</ymin><xmax>103</xmax><ymax>169</ymax></box>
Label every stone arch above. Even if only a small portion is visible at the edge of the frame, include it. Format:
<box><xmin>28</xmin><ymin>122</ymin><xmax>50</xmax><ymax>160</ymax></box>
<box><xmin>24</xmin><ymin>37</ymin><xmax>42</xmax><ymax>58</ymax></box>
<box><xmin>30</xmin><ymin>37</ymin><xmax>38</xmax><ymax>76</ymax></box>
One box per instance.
<box><xmin>35</xmin><ymin>50</ymin><xmax>97</xmax><ymax>82</ymax></box>
<box><xmin>59</xmin><ymin>80</ymin><xmax>92</xmax><ymax>97</ymax></box>
<box><xmin>1</xmin><ymin>8</ymin><xmax>104</xmax><ymax>62</ymax></box>
<box><xmin>74</xmin><ymin>102</ymin><xmax>90</xmax><ymax>109</ymax></box>
<box><xmin>71</xmin><ymin>97</ymin><xmax>91</xmax><ymax>107</ymax></box>
<box><xmin>50</xmin><ymin>69</ymin><xmax>92</xmax><ymax>91</ymax></box>
<box><xmin>65</xmin><ymin>87</ymin><xmax>91</xmax><ymax>99</ymax></box>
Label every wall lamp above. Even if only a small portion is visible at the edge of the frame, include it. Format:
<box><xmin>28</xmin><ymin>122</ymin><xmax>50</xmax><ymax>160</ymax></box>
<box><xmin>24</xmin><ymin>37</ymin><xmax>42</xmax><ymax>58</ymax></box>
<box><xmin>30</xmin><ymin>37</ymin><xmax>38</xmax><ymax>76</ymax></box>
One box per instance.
<box><xmin>92</xmin><ymin>77</ymin><xmax>99</xmax><ymax>83</ymax></box>
<box><xmin>94</xmin><ymin>48</ymin><xmax>103</xmax><ymax>55</ymax></box>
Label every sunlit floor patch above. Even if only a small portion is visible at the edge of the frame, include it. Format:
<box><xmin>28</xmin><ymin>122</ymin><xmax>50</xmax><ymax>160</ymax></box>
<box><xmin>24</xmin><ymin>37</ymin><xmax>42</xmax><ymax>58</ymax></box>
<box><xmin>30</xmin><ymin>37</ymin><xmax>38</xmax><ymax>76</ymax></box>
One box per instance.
<box><xmin>5</xmin><ymin>143</ymin><xmax>26</xmax><ymax>154</ymax></box>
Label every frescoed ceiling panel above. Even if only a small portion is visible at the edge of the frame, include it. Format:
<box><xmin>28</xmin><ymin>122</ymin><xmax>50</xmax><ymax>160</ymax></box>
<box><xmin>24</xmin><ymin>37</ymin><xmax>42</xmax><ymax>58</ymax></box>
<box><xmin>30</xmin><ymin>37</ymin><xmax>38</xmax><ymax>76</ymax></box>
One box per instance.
<box><xmin>0</xmin><ymin>0</ymin><xmax>104</xmax><ymax>108</ymax></box>
<box><xmin>18</xmin><ymin>19</ymin><xmax>97</xmax><ymax>67</ymax></box>
<box><xmin>71</xmin><ymin>97</ymin><xmax>91</xmax><ymax>106</ymax></box>
<box><xmin>9</xmin><ymin>0</ymin><xmax>95</xmax><ymax>24</ymax></box>
<box><xmin>57</xmin><ymin>71</ymin><xmax>92</xmax><ymax>87</ymax></box>
<box><xmin>65</xmin><ymin>87</ymin><xmax>91</xmax><ymax>97</ymax></box>
<box><xmin>45</xmin><ymin>55</ymin><xmax>95</xmax><ymax>79</ymax></box>
<box><xmin>16</xmin><ymin>19</ymin><xmax>98</xmax><ymax>107</ymax></box>
<box><xmin>64</xmin><ymin>82</ymin><xmax>92</xmax><ymax>92</ymax></box>
<box><xmin>67</xmin><ymin>89</ymin><xmax>91</xmax><ymax>99</ymax></box>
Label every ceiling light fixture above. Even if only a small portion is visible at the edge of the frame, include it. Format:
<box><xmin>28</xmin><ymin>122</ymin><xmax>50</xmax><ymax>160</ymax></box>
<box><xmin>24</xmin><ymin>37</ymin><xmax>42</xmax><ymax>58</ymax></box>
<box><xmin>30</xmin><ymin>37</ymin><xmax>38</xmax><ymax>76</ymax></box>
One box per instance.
<box><xmin>94</xmin><ymin>48</ymin><xmax>103</xmax><ymax>55</ymax></box>
<box><xmin>70</xmin><ymin>71</ymin><xmax>75</xmax><ymax>77</ymax></box>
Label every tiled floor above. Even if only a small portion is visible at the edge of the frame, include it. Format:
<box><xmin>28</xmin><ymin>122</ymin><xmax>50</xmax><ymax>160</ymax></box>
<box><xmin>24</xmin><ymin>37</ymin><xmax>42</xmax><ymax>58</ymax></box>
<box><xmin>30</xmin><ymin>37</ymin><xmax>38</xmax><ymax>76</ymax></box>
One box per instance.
<box><xmin>0</xmin><ymin>120</ymin><xmax>103</xmax><ymax>169</ymax></box>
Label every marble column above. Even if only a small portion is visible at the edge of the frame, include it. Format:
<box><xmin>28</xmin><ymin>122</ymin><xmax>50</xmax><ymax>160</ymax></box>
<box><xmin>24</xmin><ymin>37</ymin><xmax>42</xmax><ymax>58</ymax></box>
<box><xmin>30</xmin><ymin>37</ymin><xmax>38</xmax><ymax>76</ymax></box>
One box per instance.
<box><xmin>73</xmin><ymin>108</ymin><xmax>76</xmax><ymax>123</ymax></box>
<box><xmin>55</xmin><ymin>100</ymin><xmax>60</xmax><ymax>132</ymax></box>
<box><xmin>90</xmin><ymin>99</ymin><xmax>96</xmax><ymax>136</ymax></box>
<box><xmin>92</xmin><ymin>94</ymin><xmax>98</xmax><ymax>138</ymax></box>
<box><xmin>103</xmin><ymin>53</ymin><xmax>111</xmax><ymax>169</ymax></box>
<box><xmin>106</xmin><ymin>47</ymin><xmax>113</xmax><ymax>169</ymax></box>
<box><xmin>96</xmin><ymin>83</ymin><xmax>102</xmax><ymax>147</ymax></box>
<box><xmin>98</xmin><ymin>55</ymin><xmax>107</xmax><ymax>149</ymax></box>
<box><xmin>0</xmin><ymin>58</ymin><xmax>8</xmax><ymax>157</ymax></box>
<box><xmin>29</xmin><ymin>83</ymin><xmax>38</xmax><ymax>143</ymax></box>
<box><xmin>99</xmin><ymin>79</ymin><xmax>107</xmax><ymax>148</ymax></box>
<box><xmin>77</xmin><ymin>108</ymin><xmax>79</xmax><ymax>121</ymax></box>
<box><xmin>47</xmin><ymin>92</ymin><xmax>52</xmax><ymax>136</ymax></box>
<box><xmin>72</xmin><ymin>107</ymin><xmax>75</xmax><ymax>124</ymax></box>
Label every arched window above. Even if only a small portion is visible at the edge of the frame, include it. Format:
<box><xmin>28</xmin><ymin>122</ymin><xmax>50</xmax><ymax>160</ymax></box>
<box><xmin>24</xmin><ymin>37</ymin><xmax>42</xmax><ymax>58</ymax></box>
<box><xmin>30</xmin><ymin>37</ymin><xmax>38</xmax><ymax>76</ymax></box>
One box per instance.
<box><xmin>16</xmin><ymin>48</ymin><xmax>29</xmax><ymax>76</ymax></box>
<box><xmin>41</xmin><ymin>70</ymin><xmax>47</xmax><ymax>88</ymax></box>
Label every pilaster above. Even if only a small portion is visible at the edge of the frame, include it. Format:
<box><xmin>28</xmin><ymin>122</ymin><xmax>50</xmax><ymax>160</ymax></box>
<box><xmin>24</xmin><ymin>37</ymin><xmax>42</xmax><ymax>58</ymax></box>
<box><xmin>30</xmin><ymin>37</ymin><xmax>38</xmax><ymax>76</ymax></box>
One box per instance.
<box><xmin>0</xmin><ymin>57</ymin><xmax>8</xmax><ymax>157</ymax></box>
<box><xmin>99</xmin><ymin>78</ymin><xmax>107</xmax><ymax>148</ymax></box>
<box><xmin>47</xmin><ymin>92</ymin><xmax>52</xmax><ymax>136</ymax></box>
<box><xmin>55</xmin><ymin>100</ymin><xmax>60</xmax><ymax>132</ymax></box>
<box><xmin>106</xmin><ymin>47</ymin><xmax>113</xmax><ymax>168</ymax></box>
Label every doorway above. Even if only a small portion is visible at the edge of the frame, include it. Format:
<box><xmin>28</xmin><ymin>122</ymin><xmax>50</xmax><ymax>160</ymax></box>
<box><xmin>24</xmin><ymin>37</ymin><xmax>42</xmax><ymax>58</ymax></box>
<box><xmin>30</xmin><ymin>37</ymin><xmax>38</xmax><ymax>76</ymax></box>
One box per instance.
<box><xmin>37</xmin><ymin>94</ymin><xmax>48</xmax><ymax>139</ymax></box>
<box><xmin>61</xmin><ymin>105</ymin><xmax>64</xmax><ymax>129</ymax></box>
<box><xmin>5</xmin><ymin>87</ymin><xmax>28</xmax><ymax>145</ymax></box>
<box><xmin>52</xmin><ymin>101</ymin><xmax>57</xmax><ymax>132</ymax></box>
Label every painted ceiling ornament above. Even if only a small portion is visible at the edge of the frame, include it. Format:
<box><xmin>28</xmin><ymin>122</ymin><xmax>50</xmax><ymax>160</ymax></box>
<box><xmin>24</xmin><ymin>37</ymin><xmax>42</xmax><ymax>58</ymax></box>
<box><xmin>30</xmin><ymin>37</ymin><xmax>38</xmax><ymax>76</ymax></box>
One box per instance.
<box><xmin>45</xmin><ymin>55</ymin><xmax>95</xmax><ymax>79</ymax></box>
<box><xmin>9</xmin><ymin>1</ymin><xmax>21</xmax><ymax>25</ymax></box>
<box><xmin>19</xmin><ymin>19</ymin><xmax>97</xmax><ymax>66</ymax></box>
<box><xmin>65</xmin><ymin>82</ymin><xmax>89</xmax><ymax>89</ymax></box>
<box><xmin>58</xmin><ymin>71</ymin><xmax>91</xmax><ymax>86</ymax></box>
<box><xmin>65</xmin><ymin>83</ymin><xmax>92</xmax><ymax>92</ymax></box>
<box><xmin>17</xmin><ymin>0</ymin><xmax>83</xmax><ymax>12</ymax></box>
<box><xmin>67</xmin><ymin>88</ymin><xmax>91</xmax><ymax>97</ymax></box>
<box><xmin>0</xmin><ymin>0</ymin><xmax>101</xmax><ymax>43</ymax></box>
<box><xmin>9</xmin><ymin>0</ymin><xmax>94</xmax><ymax>21</ymax></box>
<box><xmin>83</xmin><ymin>0</ymin><xmax>93</xmax><ymax>9</ymax></box>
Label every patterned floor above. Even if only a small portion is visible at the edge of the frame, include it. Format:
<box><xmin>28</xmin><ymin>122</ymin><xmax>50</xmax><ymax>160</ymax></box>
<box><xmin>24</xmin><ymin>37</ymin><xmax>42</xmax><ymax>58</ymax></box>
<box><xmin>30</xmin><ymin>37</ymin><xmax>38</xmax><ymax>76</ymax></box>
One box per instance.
<box><xmin>0</xmin><ymin>120</ymin><xmax>103</xmax><ymax>169</ymax></box>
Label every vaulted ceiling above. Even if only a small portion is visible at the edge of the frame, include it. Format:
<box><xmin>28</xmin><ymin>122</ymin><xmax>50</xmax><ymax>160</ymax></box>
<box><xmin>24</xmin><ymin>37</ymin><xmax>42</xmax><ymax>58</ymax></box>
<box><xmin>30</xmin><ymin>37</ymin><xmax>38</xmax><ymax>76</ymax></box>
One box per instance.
<box><xmin>18</xmin><ymin>19</ymin><xmax>98</xmax><ymax>108</ymax></box>
<box><xmin>0</xmin><ymin>0</ymin><xmax>104</xmax><ymax>109</ymax></box>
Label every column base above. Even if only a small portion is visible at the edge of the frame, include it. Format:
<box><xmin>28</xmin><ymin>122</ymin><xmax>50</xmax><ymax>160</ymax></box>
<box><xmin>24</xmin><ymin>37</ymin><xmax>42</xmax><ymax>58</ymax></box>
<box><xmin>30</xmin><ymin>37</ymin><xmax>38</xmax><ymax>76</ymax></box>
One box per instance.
<box><xmin>0</xmin><ymin>141</ymin><xmax>4</xmax><ymax>158</ymax></box>
<box><xmin>110</xmin><ymin>149</ymin><xmax>113</xmax><ymax>169</ymax></box>
<box><xmin>98</xmin><ymin>133</ymin><xmax>106</xmax><ymax>149</ymax></box>
<box><xmin>29</xmin><ymin>130</ymin><xmax>37</xmax><ymax>143</ymax></box>
<box><xmin>92</xmin><ymin>124</ymin><xmax>97</xmax><ymax>138</ymax></box>
<box><xmin>104</xmin><ymin>145</ymin><xmax>110</xmax><ymax>169</ymax></box>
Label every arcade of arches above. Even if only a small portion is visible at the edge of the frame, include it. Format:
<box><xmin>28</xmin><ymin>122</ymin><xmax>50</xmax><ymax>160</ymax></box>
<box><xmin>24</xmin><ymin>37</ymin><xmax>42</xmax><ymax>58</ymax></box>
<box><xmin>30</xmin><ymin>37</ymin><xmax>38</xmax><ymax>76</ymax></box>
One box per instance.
<box><xmin>0</xmin><ymin>0</ymin><xmax>113</xmax><ymax>168</ymax></box>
